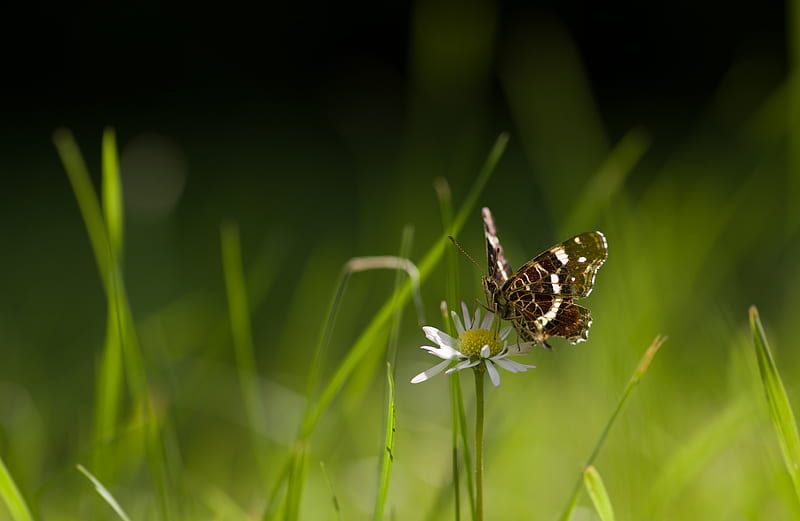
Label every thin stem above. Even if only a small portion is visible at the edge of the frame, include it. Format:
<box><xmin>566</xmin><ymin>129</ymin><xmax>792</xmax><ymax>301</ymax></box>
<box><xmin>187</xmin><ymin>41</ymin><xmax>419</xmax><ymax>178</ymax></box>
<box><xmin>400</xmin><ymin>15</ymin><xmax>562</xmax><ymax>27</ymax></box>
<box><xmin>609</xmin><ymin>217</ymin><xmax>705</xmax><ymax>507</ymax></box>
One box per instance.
<box><xmin>474</xmin><ymin>367</ymin><xmax>485</xmax><ymax>521</ymax></box>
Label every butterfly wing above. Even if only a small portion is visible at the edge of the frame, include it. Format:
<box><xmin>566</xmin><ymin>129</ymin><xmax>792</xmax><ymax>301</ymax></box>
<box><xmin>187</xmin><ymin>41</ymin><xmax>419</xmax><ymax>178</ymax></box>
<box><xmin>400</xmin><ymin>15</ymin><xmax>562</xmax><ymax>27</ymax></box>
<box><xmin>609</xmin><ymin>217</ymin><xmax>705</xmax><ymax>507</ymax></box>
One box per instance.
<box><xmin>509</xmin><ymin>293</ymin><xmax>594</xmax><ymax>345</ymax></box>
<box><xmin>482</xmin><ymin>207</ymin><xmax>513</xmax><ymax>284</ymax></box>
<box><xmin>480</xmin><ymin>208</ymin><xmax>607</xmax><ymax>346</ymax></box>
<box><xmin>503</xmin><ymin>231</ymin><xmax>608</xmax><ymax>299</ymax></box>
<box><xmin>501</xmin><ymin>231</ymin><xmax>607</xmax><ymax>346</ymax></box>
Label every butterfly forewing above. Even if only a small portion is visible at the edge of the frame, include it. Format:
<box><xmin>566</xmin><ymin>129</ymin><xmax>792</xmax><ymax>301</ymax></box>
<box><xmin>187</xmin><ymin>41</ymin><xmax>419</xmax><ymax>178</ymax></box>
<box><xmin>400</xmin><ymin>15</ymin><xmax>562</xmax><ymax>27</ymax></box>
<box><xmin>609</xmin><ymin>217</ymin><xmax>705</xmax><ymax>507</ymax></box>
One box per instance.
<box><xmin>481</xmin><ymin>207</ymin><xmax>607</xmax><ymax>347</ymax></box>
<box><xmin>482</xmin><ymin>207</ymin><xmax>513</xmax><ymax>284</ymax></box>
<box><xmin>507</xmin><ymin>232</ymin><xmax>608</xmax><ymax>298</ymax></box>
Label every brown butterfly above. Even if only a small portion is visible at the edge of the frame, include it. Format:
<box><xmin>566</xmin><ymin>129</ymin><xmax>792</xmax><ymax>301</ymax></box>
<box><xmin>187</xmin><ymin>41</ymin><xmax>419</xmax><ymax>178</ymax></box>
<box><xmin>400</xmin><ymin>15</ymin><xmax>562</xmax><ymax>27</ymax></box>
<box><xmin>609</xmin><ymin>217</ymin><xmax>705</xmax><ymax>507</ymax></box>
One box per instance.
<box><xmin>481</xmin><ymin>207</ymin><xmax>608</xmax><ymax>348</ymax></box>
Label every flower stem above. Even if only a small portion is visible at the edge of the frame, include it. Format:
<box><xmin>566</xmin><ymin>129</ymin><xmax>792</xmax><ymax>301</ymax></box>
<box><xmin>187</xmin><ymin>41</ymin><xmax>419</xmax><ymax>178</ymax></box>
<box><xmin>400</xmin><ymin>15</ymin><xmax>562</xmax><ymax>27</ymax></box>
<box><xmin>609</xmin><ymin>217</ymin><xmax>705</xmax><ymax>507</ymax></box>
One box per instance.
<box><xmin>474</xmin><ymin>366</ymin><xmax>485</xmax><ymax>521</ymax></box>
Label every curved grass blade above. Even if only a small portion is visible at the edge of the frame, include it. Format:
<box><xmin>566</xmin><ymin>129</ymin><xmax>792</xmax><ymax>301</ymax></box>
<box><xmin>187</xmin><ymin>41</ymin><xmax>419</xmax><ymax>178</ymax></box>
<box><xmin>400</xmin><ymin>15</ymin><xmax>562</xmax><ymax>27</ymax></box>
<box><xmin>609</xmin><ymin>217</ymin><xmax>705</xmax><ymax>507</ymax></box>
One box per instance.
<box><xmin>583</xmin><ymin>465</ymin><xmax>615</xmax><ymax>521</ymax></box>
<box><xmin>558</xmin><ymin>335</ymin><xmax>666</xmax><ymax>521</ymax></box>
<box><xmin>53</xmin><ymin>129</ymin><xmax>111</xmax><ymax>285</ymax></box>
<box><xmin>220</xmin><ymin>221</ymin><xmax>270</xmax><ymax>487</ymax></box>
<box><xmin>0</xmin><ymin>458</ymin><xmax>34</xmax><ymax>521</ymax></box>
<box><xmin>749</xmin><ymin>305</ymin><xmax>800</xmax><ymax>502</ymax></box>
<box><xmin>77</xmin><ymin>464</ymin><xmax>132</xmax><ymax>521</ymax></box>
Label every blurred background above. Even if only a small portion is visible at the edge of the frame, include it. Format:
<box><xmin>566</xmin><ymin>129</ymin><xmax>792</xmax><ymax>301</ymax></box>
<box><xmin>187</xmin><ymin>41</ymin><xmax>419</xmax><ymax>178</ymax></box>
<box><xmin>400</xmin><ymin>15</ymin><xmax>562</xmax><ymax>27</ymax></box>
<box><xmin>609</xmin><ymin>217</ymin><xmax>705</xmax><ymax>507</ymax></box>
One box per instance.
<box><xmin>0</xmin><ymin>1</ymin><xmax>797</xmax><ymax>519</ymax></box>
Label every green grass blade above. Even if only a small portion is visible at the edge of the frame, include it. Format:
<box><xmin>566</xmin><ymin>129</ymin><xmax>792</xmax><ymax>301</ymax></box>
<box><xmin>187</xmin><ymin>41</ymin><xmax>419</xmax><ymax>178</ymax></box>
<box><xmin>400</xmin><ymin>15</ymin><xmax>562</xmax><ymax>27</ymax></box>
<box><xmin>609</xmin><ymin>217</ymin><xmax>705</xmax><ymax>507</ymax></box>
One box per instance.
<box><xmin>285</xmin><ymin>441</ymin><xmax>308</xmax><ymax>521</ymax></box>
<box><xmin>52</xmin><ymin>128</ymin><xmax>111</xmax><ymax>287</ymax></box>
<box><xmin>93</xmin><ymin>129</ymin><xmax>126</xmax><ymax>470</ymax></box>
<box><xmin>110</xmin><ymin>269</ymin><xmax>174</xmax><ymax>521</ymax></box>
<box><xmin>0</xmin><ymin>458</ymin><xmax>34</xmax><ymax>521</ymax></box>
<box><xmin>583</xmin><ymin>466</ymin><xmax>615</xmax><ymax>521</ymax></box>
<box><xmin>220</xmin><ymin>221</ymin><xmax>270</xmax><ymax>486</ymax></box>
<box><xmin>373</xmin><ymin>363</ymin><xmax>397</xmax><ymax>521</ymax></box>
<box><xmin>344</xmin><ymin>230</ymin><xmax>418</xmax><ymax>407</ymax></box>
<box><xmin>646</xmin><ymin>397</ymin><xmax>754</xmax><ymax>518</ymax></box>
<box><xmin>92</xmin><ymin>304</ymin><xmax>124</xmax><ymax>467</ymax></box>
<box><xmin>749</xmin><ymin>305</ymin><xmax>800</xmax><ymax>501</ymax></box>
<box><xmin>558</xmin><ymin>335</ymin><xmax>666</xmax><ymax>521</ymax></box>
<box><xmin>201</xmin><ymin>484</ymin><xmax>252</xmax><ymax>521</ymax></box>
<box><xmin>320</xmin><ymin>462</ymin><xmax>342</xmax><ymax>521</ymax></box>
<box><xmin>562</xmin><ymin>128</ymin><xmax>650</xmax><ymax>233</ymax></box>
<box><xmin>434</xmin><ymin>177</ymin><xmax>476</xmax><ymax>520</ymax></box>
<box><xmin>101</xmin><ymin>127</ymin><xmax>124</xmax><ymax>258</ymax></box>
<box><xmin>76</xmin><ymin>464</ymin><xmax>132</xmax><ymax>521</ymax></box>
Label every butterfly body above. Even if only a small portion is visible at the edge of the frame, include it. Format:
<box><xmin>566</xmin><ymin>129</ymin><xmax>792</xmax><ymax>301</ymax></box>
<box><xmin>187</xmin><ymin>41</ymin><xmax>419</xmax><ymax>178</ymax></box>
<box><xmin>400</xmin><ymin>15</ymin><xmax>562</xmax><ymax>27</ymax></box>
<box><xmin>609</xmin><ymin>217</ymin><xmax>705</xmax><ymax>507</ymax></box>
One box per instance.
<box><xmin>481</xmin><ymin>207</ymin><xmax>607</xmax><ymax>348</ymax></box>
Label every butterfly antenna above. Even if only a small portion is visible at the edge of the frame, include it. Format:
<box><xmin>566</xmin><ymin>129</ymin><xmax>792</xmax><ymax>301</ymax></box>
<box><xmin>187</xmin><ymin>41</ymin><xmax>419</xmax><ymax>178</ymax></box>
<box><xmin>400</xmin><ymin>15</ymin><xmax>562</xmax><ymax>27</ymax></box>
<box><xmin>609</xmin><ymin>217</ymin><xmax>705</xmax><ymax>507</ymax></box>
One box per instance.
<box><xmin>448</xmin><ymin>235</ymin><xmax>483</xmax><ymax>273</ymax></box>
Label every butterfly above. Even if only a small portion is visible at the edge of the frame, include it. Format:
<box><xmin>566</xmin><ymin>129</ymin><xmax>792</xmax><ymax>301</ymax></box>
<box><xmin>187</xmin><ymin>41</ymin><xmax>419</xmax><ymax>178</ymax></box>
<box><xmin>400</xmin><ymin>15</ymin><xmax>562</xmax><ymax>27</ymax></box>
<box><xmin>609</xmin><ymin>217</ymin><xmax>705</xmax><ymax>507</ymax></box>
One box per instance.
<box><xmin>481</xmin><ymin>207</ymin><xmax>608</xmax><ymax>348</ymax></box>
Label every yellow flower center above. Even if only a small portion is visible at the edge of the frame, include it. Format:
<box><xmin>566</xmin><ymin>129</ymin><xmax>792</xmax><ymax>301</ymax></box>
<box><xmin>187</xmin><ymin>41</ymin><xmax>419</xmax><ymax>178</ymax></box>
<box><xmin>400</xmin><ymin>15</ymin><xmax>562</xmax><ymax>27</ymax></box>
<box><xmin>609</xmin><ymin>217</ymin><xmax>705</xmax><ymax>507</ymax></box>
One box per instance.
<box><xmin>459</xmin><ymin>329</ymin><xmax>504</xmax><ymax>357</ymax></box>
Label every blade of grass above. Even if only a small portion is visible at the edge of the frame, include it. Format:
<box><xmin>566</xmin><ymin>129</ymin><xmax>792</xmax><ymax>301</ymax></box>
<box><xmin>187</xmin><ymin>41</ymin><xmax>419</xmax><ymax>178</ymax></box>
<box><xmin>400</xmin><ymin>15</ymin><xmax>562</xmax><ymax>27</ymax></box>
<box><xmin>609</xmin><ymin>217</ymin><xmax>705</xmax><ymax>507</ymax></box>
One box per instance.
<box><xmin>220</xmin><ymin>221</ymin><xmax>270</xmax><ymax>488</ymax></box>
<box><xmin>436</xmin><ymin>178</ymin><xmax>465</xmax><ymax>521</ymax></box>
<box><xmin>320</xmin><ymin>462</ymin><xmax>342</xmax><ymax>521</ymax></box>
<box><xmin>373</xmin><ymin>363</ymin><xmax>397</xmax><ymax>521</ymax></box>
<box><xmin>101</xmin><ymin>127</ymin><xmax>124</xmax><ymax>258</ymax></box>
<box><xmin>557</xmin><ymin>334</ymin><xmax>667</xmax><ymax>521</ymax></box>
<box><xmin>77</xmin><ymin>464</ymin><xmax>132</xmax><ymax>521</ymax></box>
<box><xmin>110</xmin><ymin>259</ymin><xmax>174</xmax><ymax>521</ymax></box>
<box><xmin>435</xmin><ymin>177</ymin><xmax>475</xmax><ymax>520</ymax></box>
<box><xmin>561</xmin><ymin>128</ymin><xmax>650</xmax><ymax>234</ymax></box>
<box><xmin>95</xmin><ymin>128</ymin><xmax>126</xmax><ymax>473</ymax></box>
<box><xmin>749</xmin><ymin>305</ymin><xmax>800</xmax><ymax>502</ymax></box>
<box><xmin>53</xmin><ymin>129</ymin><xmax>111</xmax><ymax>286</ymax></box>
<box><xmin>0</xmin><ymin>458</ymin><xmax>34</xmax><ymax>521</ymax></box>
<box><xmin>583</xmin><ymin>465</ymin><xmax>615</xmax><ymax>521</ymax></box>
<box><xmin>201</xmin><ymin>483</ymin><xmax>252</xmax><ymax>521</ymax></box>
<box><xmin>55</xmin><ymin>129</ymin><xmax>124</xmax><ymax>464</ymax></box>
<box><xmin>55</xmin><ymin>131</ymin><xmax>173</xmax><ymax>521</ymax></box>
<box><xmin>646</xmin><ymin>396</ymin><xmax>755</xmax><ymax>518</ymax></box>
<box><xmin>344</xmin><ymin>227</ymin><xmax>419</xmax><ymax>408</ymax></box>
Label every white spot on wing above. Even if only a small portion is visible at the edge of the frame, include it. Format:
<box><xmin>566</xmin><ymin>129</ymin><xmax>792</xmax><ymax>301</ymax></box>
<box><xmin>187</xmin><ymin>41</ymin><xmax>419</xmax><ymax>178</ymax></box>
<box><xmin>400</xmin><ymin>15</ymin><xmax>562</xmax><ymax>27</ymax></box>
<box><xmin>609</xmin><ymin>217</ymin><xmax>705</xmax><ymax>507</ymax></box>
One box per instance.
<box><xmin>578</xmin><ymin>256</ymin><xmax>587</xmax><ymax>263</ymax></box>
<box><xmin>554</xmin><ymin>247</ymin><xmax>569</xmax><ymax>265</ymax></box>
<box><xmin>550</xmin><ymin>274</ymin><xmax>561</xmax><ymax>293</ymax></box>
<box><xmin>535</xmin><ymin>298</ymin><xmax>562</xmax><ymax>327</ymax></box>
<box><xmin>574</xmin><ymin>236</ymin><xmax>582</xmax><ymax>244</ymax></box>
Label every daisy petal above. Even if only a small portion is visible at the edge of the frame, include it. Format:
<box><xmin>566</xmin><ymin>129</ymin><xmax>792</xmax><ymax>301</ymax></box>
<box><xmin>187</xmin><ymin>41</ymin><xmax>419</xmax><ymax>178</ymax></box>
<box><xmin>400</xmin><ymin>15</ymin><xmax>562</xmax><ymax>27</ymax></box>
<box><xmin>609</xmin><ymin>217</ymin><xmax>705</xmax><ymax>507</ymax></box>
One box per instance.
<box><xmin>411</xmin><ymin>360</ymin><xmax>452</xmax><ymax>383</ymax></box>
<box><xmin>499</xmin><ymin>325</ymin><xmax>512</xmax><ymax>340</ymax></box>
<box><xmin>423</xmin><ymin>326</ymin><xmax>458</xmax><ymax>349</ymax></box>
<box><xmin>485</xmin><ymin>361</ymin><xmax>501</xmax><ymax>387</ymax></box>
<box><xmin>451</xmin><ymin>310</ymin><xmax>466</xmax><ymax>336</ymax></box>
<box><xmin>420</xmin><ymin>343</ymin><xmax>462</xmax><ymax>360</ymax></box>
<box><xmin>461</xmin><ymin>302</ymin><xmax>472</xmax><ymax>329</ymax></box>
<box><xmin>481</xmin><ymin>309</ymin><xmax>494</xmax><ymax>330</ymax></box>
<box><xmin>473</xmin><ymin>307</ymin><xmax>481</xmax><ymax>330</ymax></box>
<box><xmin>494</xmin><ymin>357</ymin><xmax>536</xmax><ymax>373</ymax></box>
<box><xmin>480</xmin><ymin>344</ymin><xmax>491</xmax><ymax>358</ymax></box>
<box><xmin>446</xmin><ymin>358</ymin><xmax>480</xmax><ymax>374</ymax></box>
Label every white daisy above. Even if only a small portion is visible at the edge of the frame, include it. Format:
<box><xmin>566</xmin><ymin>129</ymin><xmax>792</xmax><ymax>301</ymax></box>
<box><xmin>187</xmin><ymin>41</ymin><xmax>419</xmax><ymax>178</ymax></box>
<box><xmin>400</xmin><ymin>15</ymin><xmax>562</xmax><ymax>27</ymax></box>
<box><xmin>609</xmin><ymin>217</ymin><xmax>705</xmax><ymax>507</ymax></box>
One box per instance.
<box><xmin>411</xmin><ymin>302</ymin><xmax>537</xmax><ymax>387</ymax></box>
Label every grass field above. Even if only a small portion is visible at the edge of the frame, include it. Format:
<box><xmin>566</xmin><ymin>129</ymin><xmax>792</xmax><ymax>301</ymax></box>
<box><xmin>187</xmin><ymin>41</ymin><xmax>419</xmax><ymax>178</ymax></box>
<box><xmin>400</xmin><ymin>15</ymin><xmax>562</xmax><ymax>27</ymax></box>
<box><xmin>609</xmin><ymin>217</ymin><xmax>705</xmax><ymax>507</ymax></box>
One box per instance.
<box><xmin>1</xmin><ymin>6</ymin><xmax>798</xmax><ymax>521</ymax></box>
